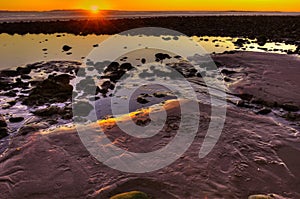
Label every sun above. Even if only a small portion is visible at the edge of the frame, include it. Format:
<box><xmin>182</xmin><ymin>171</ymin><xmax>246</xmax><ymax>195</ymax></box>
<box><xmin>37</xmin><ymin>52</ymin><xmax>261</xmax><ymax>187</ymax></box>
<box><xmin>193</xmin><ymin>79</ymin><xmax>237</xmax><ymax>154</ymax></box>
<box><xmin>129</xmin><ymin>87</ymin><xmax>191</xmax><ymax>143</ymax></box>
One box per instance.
<box><xmin>90</xmin><ymin>5</ymin><xmax>99</xmax><ymax>14</ymax></box>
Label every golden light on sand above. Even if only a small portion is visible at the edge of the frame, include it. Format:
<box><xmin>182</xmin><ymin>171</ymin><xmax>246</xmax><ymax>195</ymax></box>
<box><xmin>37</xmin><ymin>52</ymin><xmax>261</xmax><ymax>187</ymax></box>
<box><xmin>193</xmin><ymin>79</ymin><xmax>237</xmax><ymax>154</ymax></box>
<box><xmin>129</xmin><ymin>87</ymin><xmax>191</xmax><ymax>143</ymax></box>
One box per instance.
<box><xmin>90</xmin><ymin>5</ymin><xmax>99</xmax><ymax>14</ymax></box>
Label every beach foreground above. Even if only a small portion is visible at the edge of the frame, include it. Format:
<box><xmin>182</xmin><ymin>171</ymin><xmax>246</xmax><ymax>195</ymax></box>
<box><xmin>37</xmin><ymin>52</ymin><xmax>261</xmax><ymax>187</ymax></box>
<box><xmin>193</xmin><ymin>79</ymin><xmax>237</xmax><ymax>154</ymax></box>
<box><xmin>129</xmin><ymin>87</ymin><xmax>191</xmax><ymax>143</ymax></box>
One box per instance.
<box><xmin>0</xmin><ymin>52</ymin><xmax>299</xmax><ymax>198</ymax></box>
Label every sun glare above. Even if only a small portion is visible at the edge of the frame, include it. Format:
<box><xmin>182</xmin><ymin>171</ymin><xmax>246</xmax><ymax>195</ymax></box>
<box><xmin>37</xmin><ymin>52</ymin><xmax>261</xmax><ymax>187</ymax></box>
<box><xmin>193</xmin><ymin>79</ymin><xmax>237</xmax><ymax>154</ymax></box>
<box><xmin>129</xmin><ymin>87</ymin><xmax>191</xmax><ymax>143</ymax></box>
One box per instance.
<box><xmin>90</xmin><ymin>5</ymin><xmax>99</xmax><ymax>14</ymax></box>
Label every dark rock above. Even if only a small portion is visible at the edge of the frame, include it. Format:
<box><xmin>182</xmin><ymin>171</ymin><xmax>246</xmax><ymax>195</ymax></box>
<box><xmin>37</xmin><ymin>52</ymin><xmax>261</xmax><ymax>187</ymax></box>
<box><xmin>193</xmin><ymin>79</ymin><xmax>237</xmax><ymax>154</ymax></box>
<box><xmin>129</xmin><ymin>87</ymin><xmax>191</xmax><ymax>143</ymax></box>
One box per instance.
<box><xmin>7</xmin><ymin>101</ymin><xmax>16</xmax><ymax>106</ymax></box>
<box><xmin>17</xmin><ymin>122</ymin><xmax>49</xmax><ymax>136</ymax></box>
<box><xmin>73</xmin><ymin>101</ymin><xmax>93</xmax><ymax>117</ymax></box>
<box><xmin>23</xmin><ymin>75</ymin><xmax>73</xmax><ymax>106</ymax></box>
<box><xmin>101</xmin><ymin>81</ymin><xmax>115</xmax><ymax>91</ymax></box>
<box><xmin>9</xmin><ymin>117</ymin><xmax>24</xmax><ymax>123</ymax></box>
<box><xmin>257</xmin><ymin>35</ymin><xmax>267</xmax><ymax>46</ymax></box>
<box><xmin>155</xmin><ymin>53</ymin><xmax>172</xmax><ymax>62</ymax></box>
<box><xmin>104</xmin><ymin>62</ymin><xmax>119</xmax><ymax>73</ymax></box>
<box><xmin>153</xmin><ymin>92</ymin><xmax>167</xmax><ymax>98</ymax></box>
<box><xmin>62</xmin><ymin>45</ymin><xmax>72</xmax><ymax>51</ymax></box>
<box><xmin>0</xmin><ymin>115</ymin><xmax>7</xmax><ymax>127</ymax></box>
<box><xmin>223</xmin><ymin>77</ymin><xmax>232</xmax><ymax>82</ymax></box>
<box><xmin>93</xmin><ymin>44</ymin><xmax>99</xmax><ymax>47</ymax></box>
<box><xmin>141</xmin><ymin>58</ymin><xmax>146</xmax><ymax>64</ymax></box>
<box><xmin>33</xmin><ymin>106</ymin><xmax>61</xmax><ymax>117</ymax></box>
<box><xmin>236</xmin><ymin>100</ymin><xmax>254</xmax><ymax>108</ymax></box>
<box><xmin>21</xmin><ymin>74</ymin><xmax>32</xmax><ymax>79</ymax></box>
<box><xmin>17</xmin><ymin>66</ymin><xmax>31</xmax><ymax>74</ymax></box>
<box><xmin>256</xmin><ymin>108</ymin><xmax>272</xmax><ymax>115</ymax></box>
<box><xmin>233</xmin><ymin>38</ymin><xmax>247</xmax><ymax>47</ymax></box>
<box><xmin>3</xmin><ymin>91</ymin><xmax>17</xmax><ymax>97</ymax></box>
<box><xmin>282</xmin><ymin>112</ymin><xmax>300</xmax><ymax>121</ymax></box>
<box><xmin>0</xmin><ymin>69</ymin><xmax>19</xmax><ymax>77</ymax></box>
<box><xmin>137</xmin><ymin>96</ymin><xmax>150</xmax><ymax>104</ymax></box>
<box><xmin>76</xmin><ymin>77</ymin><xmax>96</xmax><ymax>95</ymax></box>
<box><xmin>0</xmin><ymin>128</ymin><xmax>8</xmax><ymax>139</ymax></box>
<box><xmin>221</xmin><ymin>69</ymin><xmax>237</xmax><ymax>75</ymax></box>
<box><xmin>51</xmin><ymin>74</ymin><xmax>72</xmax><ymax>85</ymax></box>
<box><xmin>281</xmin><ymin>103</ymin><xmax>299</xmax><ymax>112</ymax></box>
<box><xmin>120</xmin><ymin>63</ymin><xmax>133</xmax><ymax>71</ymax></box>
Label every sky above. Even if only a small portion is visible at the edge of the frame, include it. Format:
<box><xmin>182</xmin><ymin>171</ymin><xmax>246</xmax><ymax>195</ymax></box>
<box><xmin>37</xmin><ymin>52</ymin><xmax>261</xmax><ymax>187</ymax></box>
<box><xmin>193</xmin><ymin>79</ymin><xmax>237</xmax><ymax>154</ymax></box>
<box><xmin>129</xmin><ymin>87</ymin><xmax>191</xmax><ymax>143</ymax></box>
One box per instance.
<box><xmin>0</xmin><ymin>0</ymin><xmax>299</xmax><ymax>12</ymax></box>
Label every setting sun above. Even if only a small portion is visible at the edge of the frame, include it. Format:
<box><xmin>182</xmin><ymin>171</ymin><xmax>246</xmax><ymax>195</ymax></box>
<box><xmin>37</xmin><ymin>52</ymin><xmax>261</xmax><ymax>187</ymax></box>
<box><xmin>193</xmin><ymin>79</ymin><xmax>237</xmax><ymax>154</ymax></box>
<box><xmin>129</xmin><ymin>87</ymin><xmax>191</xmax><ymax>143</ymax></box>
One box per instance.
<box><xmin>90</xmin><ymin>5</ymin><xmax>99</xmax><ymax>14</ymax></box>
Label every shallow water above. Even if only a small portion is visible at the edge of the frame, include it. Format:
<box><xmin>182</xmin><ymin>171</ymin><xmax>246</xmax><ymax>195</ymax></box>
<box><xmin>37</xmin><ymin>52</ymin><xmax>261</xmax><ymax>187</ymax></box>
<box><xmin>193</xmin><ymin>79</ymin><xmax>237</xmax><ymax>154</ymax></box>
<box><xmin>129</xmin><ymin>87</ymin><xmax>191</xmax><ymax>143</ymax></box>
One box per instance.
<box><xmin>0</xmin><ymin>33</ymin><xmax>297</xmax><ymax>70</ymax></box>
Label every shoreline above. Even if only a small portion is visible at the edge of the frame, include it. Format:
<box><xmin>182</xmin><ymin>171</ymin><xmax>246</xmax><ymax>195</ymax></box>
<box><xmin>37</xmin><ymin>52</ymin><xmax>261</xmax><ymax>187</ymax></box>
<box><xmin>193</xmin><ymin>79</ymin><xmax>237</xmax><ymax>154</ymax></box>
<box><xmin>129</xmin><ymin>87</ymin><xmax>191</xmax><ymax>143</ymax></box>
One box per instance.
<box><xmin>0</xmin><ymin>16</ymin><xmax>299</xmax><ymax>44</ymax></box>
<box><xmin>0</xmin><ymin>51</ymin><xmax>299</xmax><ymax>198</ymax></box>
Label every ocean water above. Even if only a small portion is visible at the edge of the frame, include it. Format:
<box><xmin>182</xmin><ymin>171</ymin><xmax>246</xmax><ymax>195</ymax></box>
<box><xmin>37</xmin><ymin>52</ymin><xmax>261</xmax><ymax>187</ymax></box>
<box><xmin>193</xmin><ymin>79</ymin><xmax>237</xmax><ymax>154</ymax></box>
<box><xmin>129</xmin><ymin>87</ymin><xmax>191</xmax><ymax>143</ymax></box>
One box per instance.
<box><xmin>0</xmin><ymin>33</ymin><xmax>297</xmax><ymax>69</ymax></box>
<box><xmin>0</xmin><ymin>10</ymin><xmax>300</xmax><ymax>23</ymax></box>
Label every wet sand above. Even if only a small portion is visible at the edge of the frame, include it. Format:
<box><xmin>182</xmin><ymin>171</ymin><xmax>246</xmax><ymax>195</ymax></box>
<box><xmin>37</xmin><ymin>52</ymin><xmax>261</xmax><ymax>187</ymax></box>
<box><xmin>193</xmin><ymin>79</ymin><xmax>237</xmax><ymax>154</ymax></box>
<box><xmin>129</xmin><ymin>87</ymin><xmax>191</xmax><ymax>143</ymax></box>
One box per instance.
<box><xmin>0</xmin><ymin>52</ymin><xmax>299</xmax><ymax>198</ymax></box>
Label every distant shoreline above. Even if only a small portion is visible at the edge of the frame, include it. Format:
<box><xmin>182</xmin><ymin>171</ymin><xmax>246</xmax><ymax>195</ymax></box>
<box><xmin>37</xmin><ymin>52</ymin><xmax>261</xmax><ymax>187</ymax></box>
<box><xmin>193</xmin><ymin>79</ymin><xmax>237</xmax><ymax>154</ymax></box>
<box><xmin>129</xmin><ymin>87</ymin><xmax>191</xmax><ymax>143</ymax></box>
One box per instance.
<box><xmin>0</xmin><ymin>16</ymin><xmax>299</xmax><ymax>44</ymax></box>
<box><xmin>0</xmin><ymin>10</ymin><xmax>299</xmax><ymax>23</ymax></box>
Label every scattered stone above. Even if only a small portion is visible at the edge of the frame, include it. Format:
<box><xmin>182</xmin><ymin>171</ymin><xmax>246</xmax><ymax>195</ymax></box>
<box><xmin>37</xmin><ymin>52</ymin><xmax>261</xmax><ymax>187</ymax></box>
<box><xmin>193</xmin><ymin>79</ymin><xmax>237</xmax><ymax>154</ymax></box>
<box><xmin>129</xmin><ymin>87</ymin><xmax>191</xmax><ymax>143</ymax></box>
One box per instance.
<box><xmin>17</xmin><ymin>122</ymin><xmax>49</xmax><ymax>136</ymax></box>
<box><xmin>221</xmin><ymin>69</ymin><xmax>237</xmax><ymax>75</ymax></box>
<box><xmin>282</xmin><ymin>112</ymin><xmax>300</xmax><ymax>121</ymax></box>
<box><xmin>16</xmin><ymin>66</ymin><xmax>31</xmax><ymax>74</ymax></box>
<box><xmin>93</xmin><ymin>44</ymin><xmax>99</xmax><ymax>47</ymax></box>
<box><xmin>21</xmin><ymin>74</ymin><xmax>32</xmax><ymax>79</ymax></box>
<box><xmin>0</xmin><ymin>127</ymin><xmax>8</xmax><ymax>139</ymax></box>
<box><xmin>73</xmin><ymin>101</ymin><xmax>93</xmax><ymax>117</ymax></box>
<box><xmin>0</xmin><ymin>69</ymin><xmax>19</xmax><ymax>77</ymax></box>
<box><xmin>62</xmin><ymin>45</ymin><xmax>72</xmax><ymax>52</ymax></box>
<box><xmin>120</xmin><ymin>63</ymin><xmax>133</xmax><ymax>71</ymax></box>
<box><xmin>137</xmin><ymin>96</ymin><xmax>150</xmax><ymax>104</ymax></box>
<box><xmin>141</xmin><ymin>58</ymin><xmax>146</xmax><ymax>64</ymax></box>
<box><xmin>281</xmin><ymin>103</ymin><xmax>299</xmax><ymax>112</ymax></box>
<box><xmin>257</xmin><ymin>35</ymin><xmax>267</xmax><ymax>46</ymax></box>
<box><xmin>33</xmin><ymin>106</ymin><xmax>61</xmax><ymax>117</ymax></box>
<box><xmin>153</xmin><ymin>92</ymin><xmax>167</xmax><ymax>98</ymax></box>
<box><xmin>3</xmin><ymin>90</ymin><xmax>17</xmax><ymax>97</ymax></box>
<box><xmin>155</xmin><ymin>53</ymin><xmax>172</xmax><ymax>62</ymax></box>
<box><xmin>234</xmin><ymin>38</ymin><xmax>247</xmax><ymax>47</ymax></box>
<box><xmin>256</xmin><ymin>108</ymin><xmax>272</xmax><ymax>115</ymax></box>
<box><xmin>110</xmin><ymin>191</ymin><xmax>149</xmax><ymax>199</ymax></box>
<box><xmin>236</xmin><ymin>100</ymin><xmax>254</xmax><ymax>108</ymax></box>
<box><xmin>105</xmin><ymin>62</ymin><xmax>119</xmax><ymax>73</ymax></box>
<box><xmin>23</xmin><ymin>75</ymin><xmax>73</xmax><ymax>106</ymax></box>
<box><xmin>0</xmin><ymin>115</ymin><xmax>7</xmax><ymax>127</ymax></box>
<box><xmin>9</xmin><ymin>117</ymin><xmax>24</xmax><ymax>123</ymax></box>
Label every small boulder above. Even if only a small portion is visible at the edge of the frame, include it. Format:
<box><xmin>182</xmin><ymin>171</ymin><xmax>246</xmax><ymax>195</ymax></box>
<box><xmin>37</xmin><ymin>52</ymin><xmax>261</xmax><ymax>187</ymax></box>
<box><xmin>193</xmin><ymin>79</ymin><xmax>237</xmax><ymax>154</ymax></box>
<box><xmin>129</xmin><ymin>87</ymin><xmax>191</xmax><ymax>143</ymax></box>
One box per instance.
<box><xmin>137</xmin><ymin>96</ymin><xmax>150</xmax><ymax>104</ymax></box>
<box><xmin>281</xmin><ymin>103</ymin><xmax>299</xmax><ymax>112</ymax></box>
<box><xmin>62</xmin><ymin>45</ymin><xmax>72</xmax><ymax>52</ymax></box>
<box><xmin>155</xmin><ymin>53</ymin><xmax>172</xmax><ymax>62</ymax></box>
<box><xmin>153</xmin><ymin>92</ymin><xmax>167</xmax><ymax>98</ymax></box>
<box><xmin>33</xmin><ymin>106</ymin><xmax>61</xmax><ymax>117</ymax></box>
<box><xmin>17</xmin><ymin>122</ymin><xmax>49</xmax><ymax>136</ymax></box>
<box><xmin>9</xmin><ymin>117</ymin><xmax>24</xmax><ymax>123</ymax></box>
<box><xmin>73</xmin><ymin>101</ymin><xmax>93</xmax><ymax>117</ymax></box>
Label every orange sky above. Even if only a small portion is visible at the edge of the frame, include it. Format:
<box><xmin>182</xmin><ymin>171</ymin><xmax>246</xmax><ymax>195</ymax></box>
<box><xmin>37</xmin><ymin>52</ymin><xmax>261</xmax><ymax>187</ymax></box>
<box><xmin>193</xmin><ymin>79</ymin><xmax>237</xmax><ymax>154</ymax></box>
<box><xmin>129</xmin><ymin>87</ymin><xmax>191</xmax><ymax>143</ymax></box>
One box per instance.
<box><xmin>0</xmin><ymin>0</ymin><xmax>299</xmax><ymax>12</ymax></box>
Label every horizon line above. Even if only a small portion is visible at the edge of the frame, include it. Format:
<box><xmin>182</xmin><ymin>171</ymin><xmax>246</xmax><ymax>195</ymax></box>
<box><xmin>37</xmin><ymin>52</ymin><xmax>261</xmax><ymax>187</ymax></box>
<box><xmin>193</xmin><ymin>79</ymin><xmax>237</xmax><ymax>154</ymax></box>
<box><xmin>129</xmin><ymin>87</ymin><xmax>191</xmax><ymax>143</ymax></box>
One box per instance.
<box><xmin>1</xmin><ymin>9</ymin><xmax>300</xmax><ymax>13</ymax></box>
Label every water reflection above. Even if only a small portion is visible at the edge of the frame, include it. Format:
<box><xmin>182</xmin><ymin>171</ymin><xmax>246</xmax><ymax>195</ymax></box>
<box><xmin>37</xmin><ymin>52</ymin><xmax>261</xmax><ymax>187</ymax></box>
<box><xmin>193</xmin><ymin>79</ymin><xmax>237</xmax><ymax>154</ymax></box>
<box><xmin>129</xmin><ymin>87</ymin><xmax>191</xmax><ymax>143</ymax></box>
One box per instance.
<box><xmin>0</xmin><ymin>33</ymin><xmax>297</xmax><ymax>70</ymax></box>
